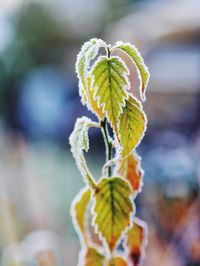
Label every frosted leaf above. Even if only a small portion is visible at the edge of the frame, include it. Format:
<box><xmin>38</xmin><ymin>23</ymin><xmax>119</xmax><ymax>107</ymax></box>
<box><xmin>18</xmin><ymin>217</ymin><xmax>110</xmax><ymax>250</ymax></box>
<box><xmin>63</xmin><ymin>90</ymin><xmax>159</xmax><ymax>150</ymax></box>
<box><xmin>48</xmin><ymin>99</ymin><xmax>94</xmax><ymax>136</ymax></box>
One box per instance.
<box><xmin>69</xmin><ymin>117</ymin><xmax>96</xmax><ymax>189</ymax></box>
<box><xmin>126</xmin><ymin>217</ymin><xmax>148</xmax><ymax>266</ymax></box>
<box><xmin>115</xmin><ymin>151</ymin><xmax>144</xmax><ymax>197</ymax></box>
<box><xmin>71</xmin><ymin>187</ymin><xmax>91</xmax><ymax>246</ymax></box>
<box><xmin>75</xmin><ymin>38</ymin><xmax>106</xmax><ymax>107</ymax></box>
<box><xmin>118</xmin><ymin>94</ymin><xmax>147</xmax><ymax>157</ymax></box>
<box><xmin>87</xmin><ymin>76</ymin><xmax>105</xmax><ymax>120</ymax></box>
<box><xmin>80</xmin><ymin>246</ymin><xmax>105</xmax><ymax>266</ymax></box>
<box><xmin>112</xmin><ymin>42</ymin><xmax>150</xmax><ymax>101</ymax></box>
<box><xmin>91</xmin><ymin>56</ymin><xmax>130</xmax><ymax>139</ymax></box>
<box><xmin>107</xmin><ymin>256</ymin><xmax>128</xmax><ymax>266</ymax></box>
<box><xmin>92</xmin><ymin>177</ymin><xmax>134</xmax><ymax>252</ymax></box>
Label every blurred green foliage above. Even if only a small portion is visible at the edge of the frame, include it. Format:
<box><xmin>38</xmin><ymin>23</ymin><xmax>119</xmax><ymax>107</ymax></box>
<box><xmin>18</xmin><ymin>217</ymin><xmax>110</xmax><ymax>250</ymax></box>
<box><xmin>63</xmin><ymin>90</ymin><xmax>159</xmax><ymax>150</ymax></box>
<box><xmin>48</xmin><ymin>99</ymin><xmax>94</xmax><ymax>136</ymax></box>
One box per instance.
<box><xmin>0</xmin><ymin>3</ymin><xmax>70</xmax><ymax>124</ymax></box>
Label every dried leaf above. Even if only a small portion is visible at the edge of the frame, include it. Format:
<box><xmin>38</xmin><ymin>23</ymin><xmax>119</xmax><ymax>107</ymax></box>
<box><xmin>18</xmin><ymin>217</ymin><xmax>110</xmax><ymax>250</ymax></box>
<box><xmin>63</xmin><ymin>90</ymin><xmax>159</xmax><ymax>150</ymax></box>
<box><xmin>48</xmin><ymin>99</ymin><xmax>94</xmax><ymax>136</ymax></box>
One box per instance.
<box><xmin>115</xmin><ymin>152</ymin><xmax>144</xmax><ymax>196</ymax></box>
<box><xmin>126</xmin><ymin>218</ymin><xmax>148</xmax><ymax>266</ymax></box>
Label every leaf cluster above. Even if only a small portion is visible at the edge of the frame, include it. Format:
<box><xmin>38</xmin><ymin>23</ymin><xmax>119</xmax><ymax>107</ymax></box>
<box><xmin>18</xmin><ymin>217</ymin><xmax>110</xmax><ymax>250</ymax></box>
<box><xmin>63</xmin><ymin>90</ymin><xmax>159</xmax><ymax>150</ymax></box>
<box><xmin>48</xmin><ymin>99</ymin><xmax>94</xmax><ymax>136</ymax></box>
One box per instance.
<box><xmin>69</xmin><ymin>38</ymin><xmax>149</xmax><ymax>265</ymax></box>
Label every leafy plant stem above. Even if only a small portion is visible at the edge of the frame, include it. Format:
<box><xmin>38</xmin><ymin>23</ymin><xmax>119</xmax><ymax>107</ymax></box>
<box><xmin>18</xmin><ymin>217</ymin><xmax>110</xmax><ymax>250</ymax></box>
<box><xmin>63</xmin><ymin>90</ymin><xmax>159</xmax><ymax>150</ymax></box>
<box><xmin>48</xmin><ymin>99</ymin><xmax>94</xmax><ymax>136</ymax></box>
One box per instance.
<box><xmin>107</xmin><ymin>45</ymin><xmax>111</xmax><ymax>58</ymax></box>
<box><xmin>70</xmin><ymin>38</ymin><xmax>149</xmax><ymax>265</ymax></box>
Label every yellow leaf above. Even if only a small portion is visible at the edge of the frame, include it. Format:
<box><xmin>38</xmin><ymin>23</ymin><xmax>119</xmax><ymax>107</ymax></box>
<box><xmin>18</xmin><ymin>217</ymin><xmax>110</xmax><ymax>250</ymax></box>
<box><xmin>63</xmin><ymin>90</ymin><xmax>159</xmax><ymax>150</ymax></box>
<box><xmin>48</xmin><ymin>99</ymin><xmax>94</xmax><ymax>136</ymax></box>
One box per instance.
<box><xmin>87</xmin><ymin>77</ymin><xmax>104</xmax><ymax>120</ymax></box>
<box><xmin>126</xmin><ymin>218</ymin><xmax>148</xmax><ymax>266</ymax></box>
<box><xmin>112</xmin><ymin>42</ymin><xmax>150</xmax><ymax>101</ymax></box>
<box><xmin>107</xmin><ymin>256</ymin><xmax>128</xmax><ymax>266</ymax></box>
<box><xmin>82</xmin><ymin>246</ymin><xmax>105</xmax><ymax>266</ymax></box>
<box><xmin>91</xmin><ymin>56</ymin><xmax>130</xmax><ymax>138</ymax></box>
<box><xmin>71</xmin><ymin>187</ymin><xmax>91</xmax><ymax>245</ymax></box>
<box><xmin>118</xmin><ymin>95</ymin><xmax>147</xmax><ymax>157</ymax></box>
<box><xmin>115</xmin><ymin>152</ymin><xmax>144</xmax><ymax>196</ymax></box>
<box><xmin>92</xmin><ymin>177</ymin><xmax>134</xmax><ymax>252</ymax></box>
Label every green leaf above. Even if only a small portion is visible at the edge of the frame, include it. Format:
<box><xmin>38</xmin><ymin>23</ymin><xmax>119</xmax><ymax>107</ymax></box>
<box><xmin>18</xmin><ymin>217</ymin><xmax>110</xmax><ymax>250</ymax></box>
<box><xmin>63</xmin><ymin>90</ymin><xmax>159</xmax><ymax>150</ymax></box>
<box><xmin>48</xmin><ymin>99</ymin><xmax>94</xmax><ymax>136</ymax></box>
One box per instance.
<box><xmin>75</xmin><ymin>38</ymin><xmax>106</xmax><ymax>107</ymax></box>
<box><xmin>115</xmin><ymin>152</ymin><xmax>144</xmax><ymax>196</ymax></box>
<box><xmin>92</xmin><ymin>177</ymin><xmax>134</xmax><ymax>252</ymax></box>
<box><xmin>71</xmin><ymin>187</ymin><xmax>91</xmax><ymax>245</ymax></box>
<box><xmin>69</xmin><ymin>117</ymin><xmax>97</xmax><ymax>189</ymax></box>
<box><xmin>82</xmin><ymin>246</ymin><xmax>105</xmax><ymax>266</ymax></box>
<box><xmin>118</xmin><ymin>95</ymin><xmax>147</xmax><ymax>157</ymax></box>
<box><xmin>126</xmin><ymin>217</ymin><xmax>148</xmax><ymax>266</ymax></box>
<box><xmin>112</xmin><ymin>42</ymin><xmax>150</xmax><ymax>101</ymax></box>
<box><xmin>91</xmin><ymin>56</ymin><xmax>130</xmax><ymax>138</ymax></box>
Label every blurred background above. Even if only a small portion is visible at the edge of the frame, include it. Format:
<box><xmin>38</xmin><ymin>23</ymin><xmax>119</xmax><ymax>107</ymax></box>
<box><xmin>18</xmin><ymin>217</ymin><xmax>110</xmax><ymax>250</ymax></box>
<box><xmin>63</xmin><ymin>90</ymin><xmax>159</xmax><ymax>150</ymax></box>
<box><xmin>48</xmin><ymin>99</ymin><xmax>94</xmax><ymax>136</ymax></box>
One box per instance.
<box><xmin>0</xmin><ymin>0</ymin><xmax>200</xmax><ymax>265</ymax></box>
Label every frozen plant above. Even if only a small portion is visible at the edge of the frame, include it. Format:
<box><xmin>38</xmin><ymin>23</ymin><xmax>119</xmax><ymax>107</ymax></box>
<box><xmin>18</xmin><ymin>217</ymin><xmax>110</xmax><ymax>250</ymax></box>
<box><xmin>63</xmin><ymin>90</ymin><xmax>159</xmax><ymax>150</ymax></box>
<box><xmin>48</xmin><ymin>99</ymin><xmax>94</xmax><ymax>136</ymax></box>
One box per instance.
<box><xmin>69</xmin><ymin>38</ymin><xmax>150</xmax><ymax>266</ymax></box>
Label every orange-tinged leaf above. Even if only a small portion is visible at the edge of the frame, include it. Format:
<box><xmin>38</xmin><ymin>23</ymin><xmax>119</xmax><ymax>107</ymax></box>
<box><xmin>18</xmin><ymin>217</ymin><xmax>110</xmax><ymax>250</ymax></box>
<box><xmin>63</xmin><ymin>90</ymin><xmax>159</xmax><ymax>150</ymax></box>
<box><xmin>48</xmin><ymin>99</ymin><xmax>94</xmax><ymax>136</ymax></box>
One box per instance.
<box><xmin>81</xmin><ymin>246</ymin><xmax>105</xmax><ymax>266</ymax></box>
<box><xmin>71</xmin><ymin>187</ymin><xmax>91</xmax><ymax>245</ymax></box>
<box><xmin>107</xmin><ymin>256</ymin><xmax>128</xmax><ymax>266</ymax></box>
<box><xmin>126</xmin><ymin>218</ymin><xmax>148</xmax><ymax>266</ymax></box>
<box><xmin>92</xmin><ymin>177</ymin><xmax>134</xmax><ymax>252</ymax></box>
<box><xmin>115</xmin><ymin>152</ymin><xmax>144</xmax><ymax>196</ymax></box>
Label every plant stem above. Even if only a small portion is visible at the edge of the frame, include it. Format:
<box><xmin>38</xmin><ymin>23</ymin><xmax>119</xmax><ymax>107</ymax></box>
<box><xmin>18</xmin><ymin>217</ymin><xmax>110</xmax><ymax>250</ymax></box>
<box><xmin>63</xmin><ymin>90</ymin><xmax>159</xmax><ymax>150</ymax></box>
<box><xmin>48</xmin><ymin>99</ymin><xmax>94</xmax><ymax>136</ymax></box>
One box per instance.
<box><xmin>100</xmin><ymin>45</ymin><xmax>113</xmax><ymax>177</ymax></box>
<box><xmin>101</xmin><ymin>119</ymin><xmax>113</xmax><ymax>177</ymax></box>
<box><xmin>107</xmin><ymin>45</ymin><xmax>111</xmax><ymax>58</ymax></box>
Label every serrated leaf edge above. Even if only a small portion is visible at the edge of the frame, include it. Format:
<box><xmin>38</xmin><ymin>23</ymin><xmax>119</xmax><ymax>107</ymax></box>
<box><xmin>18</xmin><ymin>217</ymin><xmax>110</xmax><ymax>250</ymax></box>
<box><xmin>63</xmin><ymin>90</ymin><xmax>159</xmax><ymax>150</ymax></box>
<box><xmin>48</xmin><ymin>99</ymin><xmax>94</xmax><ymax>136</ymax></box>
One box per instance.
<box><xmin>91</xmin><ymin>176</ymin><xmax>135</xmax><ymax>256</ymax></box>
<box><xmin>90</xmin><ymin>55</ymin><xmax>131</xmax><ymax>139</ymax></box>
<box><xmin>117</xmin><ymin>94</ymin><xmax>148</xmax><ymax>158</ymax></box>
